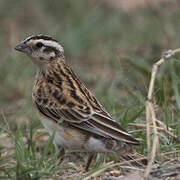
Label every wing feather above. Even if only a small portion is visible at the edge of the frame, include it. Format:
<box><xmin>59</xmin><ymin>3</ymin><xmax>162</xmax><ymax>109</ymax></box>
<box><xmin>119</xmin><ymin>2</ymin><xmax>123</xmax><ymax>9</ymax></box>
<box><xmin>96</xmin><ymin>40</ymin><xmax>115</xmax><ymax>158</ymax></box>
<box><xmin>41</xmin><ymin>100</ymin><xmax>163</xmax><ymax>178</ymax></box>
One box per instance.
<box><xmin>33</xmin><ymin>63</ymin><xmax>139</xmax><ymax>145</ymax></box>
<box><xmin>34</xmin><ymin>99</ymin><xmax>139</xmax><ymax>145</ymax></box>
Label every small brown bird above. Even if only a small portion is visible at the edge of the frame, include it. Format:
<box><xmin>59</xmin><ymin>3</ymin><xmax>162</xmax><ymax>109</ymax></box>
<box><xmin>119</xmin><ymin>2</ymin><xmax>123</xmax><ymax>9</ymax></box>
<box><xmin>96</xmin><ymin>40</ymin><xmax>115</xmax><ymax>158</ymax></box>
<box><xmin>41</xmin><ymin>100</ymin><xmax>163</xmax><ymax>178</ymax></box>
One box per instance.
<box><xmin>15</xmin><ymin>35</ymin><xmax>141</xmax><ymax>171</ymax></box>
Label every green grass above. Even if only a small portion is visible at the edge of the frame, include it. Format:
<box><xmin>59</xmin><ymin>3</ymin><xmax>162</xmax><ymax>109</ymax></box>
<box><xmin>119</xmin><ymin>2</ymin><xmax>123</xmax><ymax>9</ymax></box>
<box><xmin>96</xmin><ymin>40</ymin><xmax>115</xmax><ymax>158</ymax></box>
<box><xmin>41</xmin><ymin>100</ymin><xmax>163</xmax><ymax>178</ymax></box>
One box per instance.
<box><xmin>0</xmin><ymin>0</ymin><xmax>180</xmax><ymax>179</ymax></box>
<box><xmin>0</xmin><ymin>119</ymin><xmax>59</xmax><ymax>180</ymax></box>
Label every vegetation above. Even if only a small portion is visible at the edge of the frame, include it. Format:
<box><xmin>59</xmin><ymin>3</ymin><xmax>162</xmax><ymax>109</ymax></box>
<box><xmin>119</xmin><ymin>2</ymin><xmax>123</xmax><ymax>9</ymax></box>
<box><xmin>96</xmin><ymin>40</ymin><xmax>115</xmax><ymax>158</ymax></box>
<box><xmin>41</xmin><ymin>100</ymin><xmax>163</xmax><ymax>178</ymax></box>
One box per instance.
<box><xmin>0</xmin><ymin>0</ymin><xmax>180</xmax><ymax>179</ymax></box>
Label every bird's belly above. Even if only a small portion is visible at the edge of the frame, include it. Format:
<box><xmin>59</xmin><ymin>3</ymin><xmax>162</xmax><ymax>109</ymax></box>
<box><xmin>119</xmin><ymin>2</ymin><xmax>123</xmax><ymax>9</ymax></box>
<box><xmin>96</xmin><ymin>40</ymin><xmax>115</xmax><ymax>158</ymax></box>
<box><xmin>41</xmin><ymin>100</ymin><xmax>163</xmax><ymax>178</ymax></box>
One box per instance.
<box><xmin>40</xmin><ymin>119</ymin><xmax>83</xmax><ymax>149</ymax></box>
<box><xmin>40</xmin><ymin>119</ymin><xmax>111</xmax><ymax>153</ymax></box>
<box><xmin>84</xmin><ymin>136</ymin><xmax>111</xmax><ymax>153</ymax></box>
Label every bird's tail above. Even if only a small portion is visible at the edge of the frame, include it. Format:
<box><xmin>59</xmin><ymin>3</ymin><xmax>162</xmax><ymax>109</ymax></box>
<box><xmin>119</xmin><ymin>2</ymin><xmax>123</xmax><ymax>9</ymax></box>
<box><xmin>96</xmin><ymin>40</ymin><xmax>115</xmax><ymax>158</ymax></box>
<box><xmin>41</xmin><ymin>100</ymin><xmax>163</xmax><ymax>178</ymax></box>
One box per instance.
<box><xmin>112</xmin><ymin>141</ymin><xmax>147</xmax><ymax>167</ymax></box>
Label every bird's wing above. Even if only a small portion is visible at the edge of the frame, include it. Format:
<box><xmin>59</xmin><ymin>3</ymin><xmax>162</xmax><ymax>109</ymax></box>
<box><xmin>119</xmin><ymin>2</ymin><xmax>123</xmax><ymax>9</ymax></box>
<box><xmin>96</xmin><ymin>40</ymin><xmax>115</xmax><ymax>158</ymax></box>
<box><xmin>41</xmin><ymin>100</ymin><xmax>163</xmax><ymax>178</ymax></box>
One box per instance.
<box><xmin>33</xmin><ymin>63</ymin><xmax>139</xmax><ymax>145</ymax></box>
<box><xmin>33</xmin><ymin>91</ymin><xmax>139</xmax><ymax>145</ymax></box>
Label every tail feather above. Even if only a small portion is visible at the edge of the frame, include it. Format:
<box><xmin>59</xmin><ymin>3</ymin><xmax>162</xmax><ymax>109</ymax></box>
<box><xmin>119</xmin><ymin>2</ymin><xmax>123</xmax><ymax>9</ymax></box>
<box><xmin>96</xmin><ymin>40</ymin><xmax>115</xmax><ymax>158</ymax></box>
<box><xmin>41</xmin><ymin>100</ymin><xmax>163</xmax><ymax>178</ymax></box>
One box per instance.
<box><xmin>113</xmin><ymin>142</ymin><xmax>147</xmax><ymax>166</ymax></box>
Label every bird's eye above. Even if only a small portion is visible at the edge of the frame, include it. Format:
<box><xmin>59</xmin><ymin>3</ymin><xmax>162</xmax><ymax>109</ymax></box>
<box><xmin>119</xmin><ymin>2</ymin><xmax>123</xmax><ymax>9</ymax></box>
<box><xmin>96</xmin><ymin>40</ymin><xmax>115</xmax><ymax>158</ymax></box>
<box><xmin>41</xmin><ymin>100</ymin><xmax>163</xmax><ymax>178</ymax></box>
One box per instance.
<box><xmin>36</xmin><ymin>42</ymin><xmax>43</xmax><ymax>48</ymax></box>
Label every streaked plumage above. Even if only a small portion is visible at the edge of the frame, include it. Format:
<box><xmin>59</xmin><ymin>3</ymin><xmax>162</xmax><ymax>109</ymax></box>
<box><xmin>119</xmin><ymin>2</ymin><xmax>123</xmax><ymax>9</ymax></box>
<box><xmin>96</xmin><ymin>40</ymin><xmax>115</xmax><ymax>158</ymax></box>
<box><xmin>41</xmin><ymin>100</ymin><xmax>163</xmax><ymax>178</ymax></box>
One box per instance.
<box><xmin>15</xmin><ymin>35</ymin><xmax>141</xmax><ymax>171</ymax></box>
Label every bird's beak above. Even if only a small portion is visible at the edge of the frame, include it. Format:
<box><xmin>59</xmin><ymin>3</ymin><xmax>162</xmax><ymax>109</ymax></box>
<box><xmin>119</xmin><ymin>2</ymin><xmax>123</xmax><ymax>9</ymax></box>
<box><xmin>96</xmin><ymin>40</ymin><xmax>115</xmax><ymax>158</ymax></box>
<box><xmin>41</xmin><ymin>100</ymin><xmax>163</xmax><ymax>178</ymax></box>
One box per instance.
<box><xmin>15</xmin><ymin>41</ymin><xmax>32</xmax><ymax>54</ymax></box>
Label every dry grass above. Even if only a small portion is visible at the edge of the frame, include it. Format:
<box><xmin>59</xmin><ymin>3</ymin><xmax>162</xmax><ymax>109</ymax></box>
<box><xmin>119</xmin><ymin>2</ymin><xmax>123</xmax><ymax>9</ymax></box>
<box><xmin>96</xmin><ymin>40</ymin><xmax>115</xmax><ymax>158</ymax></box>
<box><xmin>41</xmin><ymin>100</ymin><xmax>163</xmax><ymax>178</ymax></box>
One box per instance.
<box><xmin>144</xmin><ymin>48</ymin><xmax>180</xmax><ymax>178</ymax></box>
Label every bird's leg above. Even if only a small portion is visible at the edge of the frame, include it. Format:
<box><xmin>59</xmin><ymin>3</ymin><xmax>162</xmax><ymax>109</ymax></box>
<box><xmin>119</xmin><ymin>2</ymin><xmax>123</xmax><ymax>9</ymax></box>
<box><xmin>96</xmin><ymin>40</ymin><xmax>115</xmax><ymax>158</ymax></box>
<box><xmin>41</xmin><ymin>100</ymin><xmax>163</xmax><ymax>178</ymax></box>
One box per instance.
<box><xmin>57</xmin><ymin>147</ymin><xmax>65</xmax><ymax>165</ymax></box>
<box><xmin>85</xmin><ymin>153</ymin><xmax>96</xmax><ymax>171</ymax></box>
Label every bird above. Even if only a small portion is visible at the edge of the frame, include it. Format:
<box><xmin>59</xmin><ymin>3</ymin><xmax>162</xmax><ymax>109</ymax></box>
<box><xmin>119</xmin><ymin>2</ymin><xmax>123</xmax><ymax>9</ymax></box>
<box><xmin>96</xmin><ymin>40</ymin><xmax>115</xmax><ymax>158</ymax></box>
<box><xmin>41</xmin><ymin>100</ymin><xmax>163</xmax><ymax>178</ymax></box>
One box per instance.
<box><xmin>15</xmin><ymin>35</ymin><xmax>142</xmax><ymax>171</ymax></box>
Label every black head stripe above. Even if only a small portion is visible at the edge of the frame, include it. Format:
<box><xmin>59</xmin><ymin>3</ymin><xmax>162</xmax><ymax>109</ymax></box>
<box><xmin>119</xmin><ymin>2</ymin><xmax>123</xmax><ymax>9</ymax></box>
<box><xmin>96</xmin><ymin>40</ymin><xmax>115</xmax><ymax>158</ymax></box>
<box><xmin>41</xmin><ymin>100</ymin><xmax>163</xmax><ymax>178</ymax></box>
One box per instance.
<box><xmin>43</xmin><ymin>46</ymin><xmax>59</xmax><ymax>54</ymax></box>
<box><xmin>25</xmin><ymin>35</ymin><xmax>58</xmax><ymax>43</ymax></box>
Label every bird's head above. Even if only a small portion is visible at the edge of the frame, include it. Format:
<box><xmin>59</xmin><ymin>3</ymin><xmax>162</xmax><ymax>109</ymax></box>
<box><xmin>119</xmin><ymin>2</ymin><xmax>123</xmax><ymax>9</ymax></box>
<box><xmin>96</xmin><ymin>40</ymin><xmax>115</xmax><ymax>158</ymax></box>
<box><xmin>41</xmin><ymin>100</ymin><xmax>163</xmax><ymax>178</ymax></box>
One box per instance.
<box><xmin>15</xmin><ymin>35</ymin><xmax>64</xmax><ymax>66</ymax></box>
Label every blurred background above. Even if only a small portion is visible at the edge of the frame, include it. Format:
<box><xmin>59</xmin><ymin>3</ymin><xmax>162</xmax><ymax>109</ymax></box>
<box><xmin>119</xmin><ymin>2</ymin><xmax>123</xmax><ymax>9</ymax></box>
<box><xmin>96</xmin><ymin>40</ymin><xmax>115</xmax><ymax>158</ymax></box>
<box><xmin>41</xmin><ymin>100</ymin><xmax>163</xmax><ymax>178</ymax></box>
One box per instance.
<box><xmin>0</xmin><ymin>0</ymin><xmax>180</xmax><ymax>153</ymax></box>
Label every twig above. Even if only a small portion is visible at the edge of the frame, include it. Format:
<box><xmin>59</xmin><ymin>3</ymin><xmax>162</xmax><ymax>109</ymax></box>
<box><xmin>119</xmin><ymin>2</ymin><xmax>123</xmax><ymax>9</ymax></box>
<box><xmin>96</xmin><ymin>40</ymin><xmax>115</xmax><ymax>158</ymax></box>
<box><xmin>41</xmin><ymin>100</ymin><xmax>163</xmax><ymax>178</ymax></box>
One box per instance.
<box><xmin>160</xmin><ymin>150</ymin><xmax>180</xmax><ymax>161</ymax></box>
<box><xmin>144</xmin><ymin>48</ymin><xmax>180</xmax><ymax>179</ymax></box>
<box><xmin>128</xmin><ymin>123</ymin><xmax>180</xmax><ymax>143</ymax></box>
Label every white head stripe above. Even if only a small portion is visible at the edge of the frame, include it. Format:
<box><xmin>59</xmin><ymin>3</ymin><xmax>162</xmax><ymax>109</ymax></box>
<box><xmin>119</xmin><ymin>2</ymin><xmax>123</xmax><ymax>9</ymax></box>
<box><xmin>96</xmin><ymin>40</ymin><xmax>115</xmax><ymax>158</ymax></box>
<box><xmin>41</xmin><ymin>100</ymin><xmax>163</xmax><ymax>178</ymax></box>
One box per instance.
<box><xmin>23</xmin><ymin>35</ymin><xmax>64</xmax><ymax>53</ymax></box>
<box><xmin>33</xmin><ymin>39</ymin><xmax>64</xmax><ymax>52</ymax></box>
